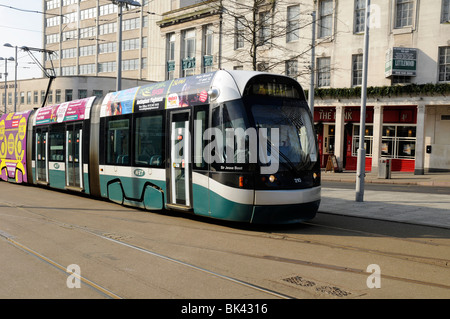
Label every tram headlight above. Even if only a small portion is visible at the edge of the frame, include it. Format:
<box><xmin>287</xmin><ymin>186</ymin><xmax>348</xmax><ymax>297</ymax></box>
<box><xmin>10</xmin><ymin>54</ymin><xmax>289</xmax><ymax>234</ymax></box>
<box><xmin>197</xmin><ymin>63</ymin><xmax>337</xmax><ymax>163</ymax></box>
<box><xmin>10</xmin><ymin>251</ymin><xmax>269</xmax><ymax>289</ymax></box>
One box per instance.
<box><xmin>269</xmin><ymin>175</ymin><xmax>276</xmax><ymax>183</ymax></box>
<box><xmin>208</xmin><ymin>87</ymin><xmax>220</xmax><ymax>101</ymax></box>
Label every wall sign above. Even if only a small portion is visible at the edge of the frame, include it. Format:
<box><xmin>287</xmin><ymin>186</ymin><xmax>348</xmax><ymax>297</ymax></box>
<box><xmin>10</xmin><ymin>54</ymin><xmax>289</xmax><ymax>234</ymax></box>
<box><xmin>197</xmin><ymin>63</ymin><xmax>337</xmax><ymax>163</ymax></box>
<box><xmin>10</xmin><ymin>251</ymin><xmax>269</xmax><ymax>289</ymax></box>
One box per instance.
<box><xmin>385</xmin><ymin>47</ymin><xmax>417</xmax><ymax>77</ymax></box>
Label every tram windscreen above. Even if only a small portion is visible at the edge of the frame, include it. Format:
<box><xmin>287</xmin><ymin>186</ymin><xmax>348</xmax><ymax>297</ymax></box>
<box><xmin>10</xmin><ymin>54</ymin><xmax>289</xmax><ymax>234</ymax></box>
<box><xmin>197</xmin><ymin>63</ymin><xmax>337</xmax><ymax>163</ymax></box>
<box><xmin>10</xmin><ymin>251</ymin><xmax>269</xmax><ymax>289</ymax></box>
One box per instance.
<box><xmin>249</xmin><ymin>97</ymin><xmax>318</xmax><ymax>171</ymax></box>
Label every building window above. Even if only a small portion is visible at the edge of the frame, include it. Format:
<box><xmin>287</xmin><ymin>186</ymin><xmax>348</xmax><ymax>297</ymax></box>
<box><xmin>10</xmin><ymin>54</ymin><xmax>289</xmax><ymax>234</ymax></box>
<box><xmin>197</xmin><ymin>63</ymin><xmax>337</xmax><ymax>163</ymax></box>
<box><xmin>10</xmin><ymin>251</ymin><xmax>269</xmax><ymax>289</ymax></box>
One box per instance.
<box><xmin>395</xmin><ymin>0</ymin><xmax>414</xmax><ymax>28</ymax></box>
<box><xmin>122</xmin><ymin>59</ymin><xmax>139</xmax><ymax>71</ymax></box>
<box><xmin>48</xmin><ymin>90</ymin><xmax>53</xmax><ymax>104</ymax></box>
<box><xmin>93</xmin><ymin>90</ymin><xmax>103</xmax><ymax>99</ymax></box>
<box><xmin>382</xmin><ymin>125</ymin><xmax>416</xmax><ymax>159</ymax></box>
<box><xmin>26</xmin><ymin>92</ymin><xmax>31</xmax><ymax>104</ymax></box>
<box><xmin>352</xmin><ymin>54</ymin><xmax>363</xmax><ymax>86</ymax></box>
<box><xmin>439</xmin><ymin>46</ymin><xmax>450</xmax><ymax>82</ymax></box>
<box><xmin>65</xmin><ymin>89</ymin><xmax>73</xmax><ymax>102</ymax></box>
<box><xmin>79</xmin><ymin>90</ymin><xmax>88</xmax><ymax>99</ymax></box>
<box><xmin>62</xmin><ymin>66</ymin><xmax>77</xmax><ymax>76</ymax></box>
<box><xmin>80</xmin><ymin>7</ymin><xmax>97</xmax><ymax>21</ymax></box>
<box><xmin>182</xmin><ymin>29</ymin><xmax>196</xmax><ymax>77</ymax></box>
<box><xmin>391</xmin><ymin>76</ymin><xmax>412</xmax><ymax>85</ymax></box>
<box><xmin>442</xmin><ymin>0</ymin><xmax>450</xmax><ymax>22</ymax></box>
<box><xmin>317</xmin><ymin>57</ymin><xmax>331</xmax><ymax>87</ymax></box>
<box><xmin>354</xmin><ymin>0</ymin><xmax>366</xmax><ymax>33</ymax></box>
<box><xmin>80</xmin><ymin>26</ymin><xmax>96</xmax><ymax>39</ymax></box>
<box><xmin>46</xmin><ymin>16</ymin><xmax>60</xmax><ymax>27</ymax></box>
<box><xmin>46</xmin><ymin>34</ymin><xmax>60</xmax><ymax>44</ymax></box>
<box><xmin>123</xmin><ymin>17</ymin><xmax>142</xmax><ymax>31</ymax></box>
<box><xmin>56</xmin><ymin>90</ymin><xmax>61</xmax><ymax>103</ymax></box>
<box><xmin>9</xmin><ymin>92</ymin><xmax>13</xmax><ymax>105</ymax></box>
<box><xmin>46</xmin><ymin>0</ymin><xmax>60</xmax><ymax>10</ymax></box>
<box><xmin>34</xmin><ymin>91</ymin><xmax>39</xmax><ymax>104</ymax></box>
<box><xmin>287</xmin><ymin>5</ymin><xmax>300</xmax><ymax>42</ymax></box>
<box><xmin>98</xmin><ymin>61</ymin><xmax>116</xmax><ymax>73</ymax></box>
<box><xmin>62</xmin><ymin>48</ymin><xmax>77</xmax><ymax>59</ymax></box>
<box><xmin>20</xmin><ymin>92</ymin><xmax>25</xmax><ymax>104</ymax></box>
<box><xmin>79</xmin><ymin>64</ymin><xmax>96</xmax><ymax>75</ymax></box>
<box><xmin>99</xmin><ymin>22</ymin><xmax>117</xmax><ymax>35</ymax></box>
<box><xmin>259</xmin><ymin>11</ymin><xmax>271</xmax><ymax>45</ymax></box>
<box><xmin>99</xmin><ymin>3</ymin><xmax>117</xmax><ymax>16</ymax></box>
<box><xmin>122</xmin><ymin>38</ymin><xmax>140</xmax><ymax>51</ymax></box>
<box><xmin>285</xmin><ymin>59</ymin><xmax>298</xmax><ymax>79</ymax></box>
<box><xmin>257</xmin><ymin>62</ymin><xmax>269</xmax><ymax>72</ymax></box>
<box><xmin>235</xmin><ymin>17</ymin><xmax>245</xmax><ymax>49</ymax></box>
<box><xmin>98</xmin><ymin>42</ymin><xmax>116</xmax><ymax>54</ymax></box>
<box><xmin>79</xmin><ymin>45</ymin><xmax>96</xmax><ymax>57</ymax></box>
<box><xmin>318</xmin><ymin>0</ymin><xmax>333</xmax><ymax>38</ymax></box>
<box><xmin>166</xmin><ymin>33</ymin><xmax>176</xmax><ymax>80</ymax></box>
<box><xmin>203</xmin><ymin>24</ymin><xmax>214</xmax><ymax>73</ymax></box>
<box><xmin>62</xmin><ymin>30</ymin><xmax>77</xmax><ymax>41</ymax></box>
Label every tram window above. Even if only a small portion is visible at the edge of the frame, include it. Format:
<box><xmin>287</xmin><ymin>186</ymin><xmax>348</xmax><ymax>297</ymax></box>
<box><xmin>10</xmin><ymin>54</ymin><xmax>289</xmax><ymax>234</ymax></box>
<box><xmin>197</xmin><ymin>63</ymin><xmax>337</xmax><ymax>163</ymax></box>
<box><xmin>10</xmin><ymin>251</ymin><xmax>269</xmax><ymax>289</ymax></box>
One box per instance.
<box><xmin>49</xmin><ymin>127</ymin><xmax>65</xmax><ymax>162</ymax></box>
<box><xmin>211</xmin><ymin>101</ymin><xmax>253</xmax><ymax>167</ymax></box>
<box><xmin>106</xmin><ymin>118</ymin><xmax>130</xmax><ymax>165</ymax></box>
<box><xmin>134</xmin><ymin>114</ymin><xmax>164</xmax><ymax>167</ymax></box>
<box><xmin>194</xmin><ymin>106</ymin><xmax>208</xmax><ymax>169</ymax></box>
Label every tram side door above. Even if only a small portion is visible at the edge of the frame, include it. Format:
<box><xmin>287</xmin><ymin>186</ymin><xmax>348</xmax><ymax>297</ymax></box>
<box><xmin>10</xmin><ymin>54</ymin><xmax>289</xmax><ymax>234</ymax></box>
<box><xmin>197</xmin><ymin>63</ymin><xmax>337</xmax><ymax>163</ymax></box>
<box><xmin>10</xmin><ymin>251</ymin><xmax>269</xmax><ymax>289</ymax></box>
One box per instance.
<box><xmin>168</xmin><ymin>110</ymin><xmax>192</xmax><ymax>209</ymax></box>
<box><xmin>66</xmin><ymin>123</ymin><xmax>83</xmax><ymax>189</ymax></box>
<box><xmin>35</xmin><ymin>127</ymin><xmax>48</xmax><ymax>184</ymax></box>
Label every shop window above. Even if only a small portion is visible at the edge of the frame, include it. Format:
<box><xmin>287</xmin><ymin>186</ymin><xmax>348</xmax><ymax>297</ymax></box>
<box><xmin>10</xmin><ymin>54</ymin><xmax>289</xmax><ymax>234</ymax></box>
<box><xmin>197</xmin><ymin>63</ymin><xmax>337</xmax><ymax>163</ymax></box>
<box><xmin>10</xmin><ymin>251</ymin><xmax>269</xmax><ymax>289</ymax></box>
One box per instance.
<box><xmin>382</xmin><ymin>125</ymin><xmax>416</xmax><ymax>159</ymax></box>
<box><xmin>352</xmin><ymin>124</ymin><xmax>373</xmax><ymax>157</ymax></box>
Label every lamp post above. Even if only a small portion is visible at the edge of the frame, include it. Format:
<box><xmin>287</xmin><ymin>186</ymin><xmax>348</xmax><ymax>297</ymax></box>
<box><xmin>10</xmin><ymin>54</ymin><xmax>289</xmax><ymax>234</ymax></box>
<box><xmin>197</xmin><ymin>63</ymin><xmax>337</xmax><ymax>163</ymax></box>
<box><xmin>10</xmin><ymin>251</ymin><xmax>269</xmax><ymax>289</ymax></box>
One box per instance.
<box><xmin>112</xmin><ymin>0</ymin><xmax>142</xmax><ymax>92</ymax></box>
<box><xmin>4</xmin><ymin>43</ymin><xmax>18</xmax><ymax>112</ymax></box>
<box><xmin>0</xmin><ymin>56</ymin><xmax>15</xmax><ymax>115</ymax></box>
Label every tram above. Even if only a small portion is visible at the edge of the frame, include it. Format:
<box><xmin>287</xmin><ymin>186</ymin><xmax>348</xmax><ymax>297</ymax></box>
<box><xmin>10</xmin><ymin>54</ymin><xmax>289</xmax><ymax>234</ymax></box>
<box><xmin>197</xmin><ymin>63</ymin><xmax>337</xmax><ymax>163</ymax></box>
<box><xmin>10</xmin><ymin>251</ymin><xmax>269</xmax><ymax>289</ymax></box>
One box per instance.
<box><xmin>0</xmin><ymin>70</ymin><xmax>320</xmax><ymax>224</ymax></box>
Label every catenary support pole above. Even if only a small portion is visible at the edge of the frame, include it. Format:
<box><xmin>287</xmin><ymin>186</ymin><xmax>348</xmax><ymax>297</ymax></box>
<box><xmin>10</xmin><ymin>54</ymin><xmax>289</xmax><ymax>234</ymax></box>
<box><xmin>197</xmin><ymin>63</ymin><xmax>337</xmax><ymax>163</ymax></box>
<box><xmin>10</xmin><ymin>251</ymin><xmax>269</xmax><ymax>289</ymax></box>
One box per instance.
<box><xmin>308</xmin><ymin>11</ymin><xmax>316</xmax><ymax>114</ymax></box>
<box><xmin>356</xmin><ymin>0</ymin><xmax>370</xmax><ymax>202</ymax></box>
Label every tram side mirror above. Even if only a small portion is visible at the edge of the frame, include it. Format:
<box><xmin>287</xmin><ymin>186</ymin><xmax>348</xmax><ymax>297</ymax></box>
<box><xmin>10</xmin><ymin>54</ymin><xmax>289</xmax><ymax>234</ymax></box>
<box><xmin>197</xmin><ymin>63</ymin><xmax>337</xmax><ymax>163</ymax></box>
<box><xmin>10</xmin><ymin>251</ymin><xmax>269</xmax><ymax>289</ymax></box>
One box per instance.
<box><xmin>426</xmin><ymin>145</ymin><xmax>432</xmax><ymax>154</ymax></box>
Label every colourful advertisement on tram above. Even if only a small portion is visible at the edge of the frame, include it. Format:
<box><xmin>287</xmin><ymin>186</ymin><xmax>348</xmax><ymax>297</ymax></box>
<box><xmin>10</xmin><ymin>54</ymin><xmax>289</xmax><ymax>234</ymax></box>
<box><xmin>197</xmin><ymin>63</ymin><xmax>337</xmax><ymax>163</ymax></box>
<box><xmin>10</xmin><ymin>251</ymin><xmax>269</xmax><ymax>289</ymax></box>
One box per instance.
<box><xmin>34</xmin><ymin>97</ymin><xmax>95</xmax><ymax>125</ymax></box>
<box><xmin>0</xmin><ymin>110</ymin><xmax>32</xmax><ymax>183</ymax></box>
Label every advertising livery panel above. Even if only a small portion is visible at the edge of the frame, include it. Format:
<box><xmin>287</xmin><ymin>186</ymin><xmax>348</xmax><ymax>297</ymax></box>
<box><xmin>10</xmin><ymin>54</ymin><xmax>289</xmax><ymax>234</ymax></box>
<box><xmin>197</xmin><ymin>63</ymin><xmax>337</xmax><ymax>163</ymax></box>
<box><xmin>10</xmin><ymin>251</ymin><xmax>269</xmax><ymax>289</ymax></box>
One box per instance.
<box><xmin>100</xmin><ymin>72</ymin><xmax>215</xmax><ymax>117</ymax></box>
<box><xmin>0</xmin><ymin>110</ymin><xmax>32</xmax><ymax>183</ymax></box>
<box><xmin>34</xmin><ymin>96</ymin><xmax>96</xmax><ymax>126</ymax></box>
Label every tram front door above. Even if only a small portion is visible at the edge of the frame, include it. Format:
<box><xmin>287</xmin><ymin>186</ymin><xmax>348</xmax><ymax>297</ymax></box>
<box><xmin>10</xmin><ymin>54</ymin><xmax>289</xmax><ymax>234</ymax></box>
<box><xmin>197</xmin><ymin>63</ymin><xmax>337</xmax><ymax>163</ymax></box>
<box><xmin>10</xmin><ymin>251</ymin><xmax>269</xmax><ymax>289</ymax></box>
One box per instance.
<box><xmin>66</xmin><ymin>123</ymin><xmax>83</xmax><ymax>189</ymax></box>
<box><xmin>167</xmin><ymin>110</ymin><xmax>192</xmax><ymax>209</ymax></box>
<box><xmin>35</xmin><ymin>127</ymin><xmax>48</xmax><ymax>184</ymax></box>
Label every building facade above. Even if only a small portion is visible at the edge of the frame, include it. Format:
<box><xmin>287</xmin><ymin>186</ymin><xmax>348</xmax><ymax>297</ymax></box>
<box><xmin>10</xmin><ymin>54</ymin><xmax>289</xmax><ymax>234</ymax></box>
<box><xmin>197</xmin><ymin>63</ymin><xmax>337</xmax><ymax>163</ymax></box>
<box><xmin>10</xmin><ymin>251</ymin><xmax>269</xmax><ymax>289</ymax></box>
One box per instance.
<box><xmin>1</xmin><ymin>0</ymin><xmax>449</xmax><ymax>173</ymax></box>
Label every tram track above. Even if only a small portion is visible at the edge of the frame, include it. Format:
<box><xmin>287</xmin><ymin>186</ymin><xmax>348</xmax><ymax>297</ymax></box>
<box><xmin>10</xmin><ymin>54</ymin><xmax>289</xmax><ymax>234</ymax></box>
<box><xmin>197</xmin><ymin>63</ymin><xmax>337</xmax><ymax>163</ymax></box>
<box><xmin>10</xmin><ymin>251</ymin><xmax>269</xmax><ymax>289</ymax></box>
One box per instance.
<box><xmin>1</xmin><ymin>199</ymin><xmax>450</xmax><ymax>298</ymax></box>
<box><xmin>0</xmin><ymin>203</ymin><xmax>297</xmax><ymax>299</ymax></box>
<box><xmin>4</xmin><ymin>201</ymin><xmax>450</xmax><ymax>271</ymax></box>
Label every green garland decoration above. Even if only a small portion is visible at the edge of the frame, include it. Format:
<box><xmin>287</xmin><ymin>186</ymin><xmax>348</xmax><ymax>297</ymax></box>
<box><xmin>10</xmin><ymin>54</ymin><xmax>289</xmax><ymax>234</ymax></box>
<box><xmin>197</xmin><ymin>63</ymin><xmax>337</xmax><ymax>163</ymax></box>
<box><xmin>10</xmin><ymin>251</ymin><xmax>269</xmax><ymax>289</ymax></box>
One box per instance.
<box><xmin>305</xmin><ymin>83</ymin><xmax>450</xmax><ymax>99</ymax></box>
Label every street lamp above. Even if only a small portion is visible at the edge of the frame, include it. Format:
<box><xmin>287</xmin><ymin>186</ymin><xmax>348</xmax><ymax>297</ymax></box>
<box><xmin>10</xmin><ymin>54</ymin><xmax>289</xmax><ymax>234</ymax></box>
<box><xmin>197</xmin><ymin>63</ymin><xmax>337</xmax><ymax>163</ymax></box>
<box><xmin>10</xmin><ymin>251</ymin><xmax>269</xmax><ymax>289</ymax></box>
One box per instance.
<box><xmin>0</xmin><ymin>56</ymin><xmax>15</xmax><ymax>115</ymax></box>
<box><xmin>111</xmin><ymin>0</ymin><xmax>142</xmax><ymax>92</ymax></box>
<box><xmin>4</xmin><ymin>43</ymin><xmax>18</xmax><ymax>112</ymax></box>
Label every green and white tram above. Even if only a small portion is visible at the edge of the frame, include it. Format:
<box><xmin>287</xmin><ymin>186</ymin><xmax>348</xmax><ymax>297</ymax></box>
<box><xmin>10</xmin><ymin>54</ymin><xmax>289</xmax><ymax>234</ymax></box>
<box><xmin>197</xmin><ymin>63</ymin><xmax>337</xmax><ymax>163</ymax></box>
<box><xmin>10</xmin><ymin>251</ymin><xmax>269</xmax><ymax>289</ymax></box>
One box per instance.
<box><xmin>9</xmin><ymin>70</ymin><xmax>320</xmax><ymax>224</ymax></box>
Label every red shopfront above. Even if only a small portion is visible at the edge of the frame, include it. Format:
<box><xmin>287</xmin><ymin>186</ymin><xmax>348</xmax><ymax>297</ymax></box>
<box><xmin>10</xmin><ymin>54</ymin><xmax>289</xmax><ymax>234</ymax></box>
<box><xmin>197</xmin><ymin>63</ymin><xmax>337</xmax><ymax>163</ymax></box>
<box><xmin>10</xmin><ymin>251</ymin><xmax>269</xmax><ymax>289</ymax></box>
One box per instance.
<box><xmin>314</xmin><ymin>105</ymin><xmax>417</xmax><ymax>172</ymax></box>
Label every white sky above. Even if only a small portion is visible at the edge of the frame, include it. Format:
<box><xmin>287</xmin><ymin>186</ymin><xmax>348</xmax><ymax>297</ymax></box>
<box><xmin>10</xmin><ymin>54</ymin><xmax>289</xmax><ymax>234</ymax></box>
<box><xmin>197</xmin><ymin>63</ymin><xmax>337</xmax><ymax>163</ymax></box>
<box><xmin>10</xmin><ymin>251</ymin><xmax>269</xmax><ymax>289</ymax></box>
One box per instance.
<box><xmin>0</xmin><ymin>1</ymin><xmax>43</xmax><ymax>80</ymax></box>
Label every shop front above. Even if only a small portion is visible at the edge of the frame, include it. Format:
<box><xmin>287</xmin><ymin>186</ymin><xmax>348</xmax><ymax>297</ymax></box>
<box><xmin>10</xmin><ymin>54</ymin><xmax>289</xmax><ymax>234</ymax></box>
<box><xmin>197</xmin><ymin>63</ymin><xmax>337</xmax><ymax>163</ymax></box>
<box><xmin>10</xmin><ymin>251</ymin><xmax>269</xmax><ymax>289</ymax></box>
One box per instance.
<box><xmin>314</xmin><ymin>105</ymin><xmax>417</xmax><ymax>172</ymax></box>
